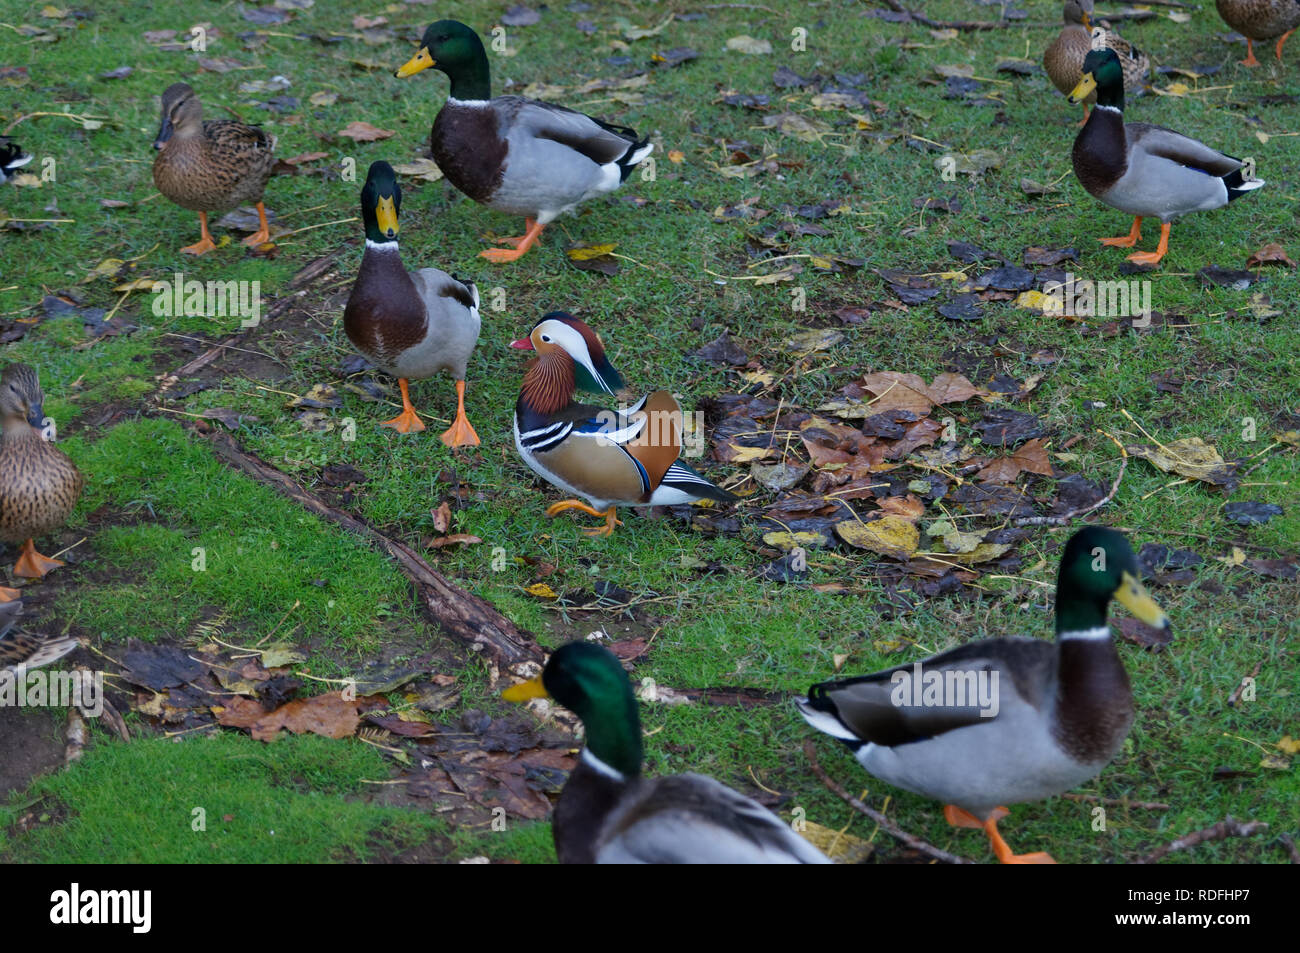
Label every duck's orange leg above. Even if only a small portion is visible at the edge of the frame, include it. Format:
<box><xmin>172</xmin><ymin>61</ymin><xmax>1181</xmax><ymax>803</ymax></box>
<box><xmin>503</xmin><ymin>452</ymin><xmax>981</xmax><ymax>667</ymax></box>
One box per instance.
<box><xmin>1099</xmin><ymin>215</ymin><xmax>1142</xmax><ymax>248</ymax></box>
<box><xmin>481</xmin><ymin>219</ymin><xmax>545</xmax><ymax>263</ymax></box>
<box><xmin>242</xmin><ymin>201</ymin><xmax>272</xmax><ymax>246</ymax></box>
<box><xmin>440</xmin><ymin>379</ymin><xmax>480</xmax><ymax>448</ymax></box>
<box><xmin>0</xmin><ymin>586</ymin><xmax>22</xmax><ymax>603</ymax></box>
<box><xmin>1127</xmin><ymin>222</ymin><xmax>1170</xmax><ymax>266</ymax></box>
<box><xmin>379</xmin><ymin>378</ymin><xmax>426</xmax><ymax>434</ymax></box>
<box><xmin>944</xmin><ymin>804</ymin><xmax>1056</xmax><ymax>864</ymax></box>
<box><xmin>1276</xmin><ymin>29</ymin><xmax>1295</xmax><ymax>62</ymax></box>
<box><xmin>13</xmin><ymin>539</ymin><xmax>65</xmax><ymax>580</ymax></box>
<box><xmin>1240</xmin><ymin>37</ymin><xmax>1261</xmax><ymax>67</ymax></box>
<box><xmin>545</xmin><ymin>500</ymin><xmax>622</xmax><ymax>537</ymax></box>
<box><xmin>180</xmin><ymin>211</ymin><xmax>217</xmax><ymax>256</ymax></box>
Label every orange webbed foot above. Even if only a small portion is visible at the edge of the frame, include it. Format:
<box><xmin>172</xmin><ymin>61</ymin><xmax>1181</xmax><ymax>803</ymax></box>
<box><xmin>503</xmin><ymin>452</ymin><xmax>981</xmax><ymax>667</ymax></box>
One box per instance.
<box><xmin>1099</xmin><ymin>216</ymin><xmax>1143</xmax><ymax>248</ymax></box>
<box><xmin>0</xmin><ymin>586</ymin><xmax>22</xmax><ymax>603</ymax></box>
<box><xmin>379</xmin><ymin>407</ymin><xmax>426</xmax><ymax>434</ymax></box>
<box><xmin>13</xmin><ymin>540</ymin><xmax>65</xmax><ymax>580</ymax></box>
<box><xmin>480</xmin><ymin>219</ymin><xmax>544</xmax><ymax>262</ymax></box>
<box><xmin>241</xmin><ymin>202</ymin><xmax>272</xmax><ymax>246</ymax></box>
<box><xmin>180</xmin><ymin>236</ymin><xmax>218</xmax><ymax>256</ymax></box>
<box><xmin>1240</xmin><ymin>39</ymin><xmax>1261</xmax><ymax>67</ymax></box>
<box><xmin>440</xmin><ymin>414</ymin><xmax>480</xmax><ymax>448</ymax></box>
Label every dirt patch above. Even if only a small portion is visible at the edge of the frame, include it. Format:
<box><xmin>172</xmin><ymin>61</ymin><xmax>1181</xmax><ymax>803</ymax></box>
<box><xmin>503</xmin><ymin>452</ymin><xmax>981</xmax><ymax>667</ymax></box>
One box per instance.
<box><xmin>0</xmin><ymin>705</ymin><xmax>66</xmax><ymax>798</ymax></box>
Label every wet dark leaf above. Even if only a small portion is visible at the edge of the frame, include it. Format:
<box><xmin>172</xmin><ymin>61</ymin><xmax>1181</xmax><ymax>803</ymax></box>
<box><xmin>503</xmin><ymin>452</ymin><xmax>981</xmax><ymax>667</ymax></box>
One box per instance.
<box><xmin>1223</xmin><ymin>501</ymin><xmax>1282</xmax><ymax>526</ymax></box>
<box><xmin>693</xmin><ymin>332</ymin><xmax>749</xmax><ymax>365</ymax></box>
<box><xmin>1115</xmin><ymin>617</ymin><xmax>1174</xmax><ymax>652</ymax></box>
<box><xmin>1023</xmin><ymin>246</ymin><xmax>1077</xmax><ymax>266</ymax></box>
<box><xmin>1198</xmin><ymin>266</ymin><xmax>1255</xmax><ymax>290</ymax></box>
<box><xmin>974</xmin><ymin>408</ymin><xmax>1045</xmax><ymax>447</ymax></box>
<box><xmin>947</xmin><ymin>240</ymin><xmax>1001</xmax><ymax>264</ymax></box>
<box><xmin>975</xmin><ymin>265</ymin><xmax>1035</xmax><ymax>292</ymax></box>
<box><xmin>502</xmin><ymin>5</ymin><xmax>541</xmax><ymax>26</ymax></box>
<box><xmin>121</xmin><ymin>640</ymin><xmax>208</xmax><ymax>691</ymax></box>
<box><xmin>938</xmin><ymin>294</ymin><xmax>983</xmax><ymax>322</ymax></box>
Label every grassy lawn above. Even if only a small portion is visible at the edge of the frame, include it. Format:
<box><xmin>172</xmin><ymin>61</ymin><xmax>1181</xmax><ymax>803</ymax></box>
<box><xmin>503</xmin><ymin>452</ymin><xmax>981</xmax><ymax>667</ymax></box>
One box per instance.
<box><xmin>0</xmin><ymin>0</ymin><xmax>1295</xmax><ymax>864</ymax></box>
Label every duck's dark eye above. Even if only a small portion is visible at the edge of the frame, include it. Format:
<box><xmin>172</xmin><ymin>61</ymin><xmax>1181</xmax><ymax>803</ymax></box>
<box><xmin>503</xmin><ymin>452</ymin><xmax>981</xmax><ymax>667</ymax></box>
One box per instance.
<box><xmin>541</xmin><ymin>335</ymin><xmax>551</xmax><ymax>343</ymax></box>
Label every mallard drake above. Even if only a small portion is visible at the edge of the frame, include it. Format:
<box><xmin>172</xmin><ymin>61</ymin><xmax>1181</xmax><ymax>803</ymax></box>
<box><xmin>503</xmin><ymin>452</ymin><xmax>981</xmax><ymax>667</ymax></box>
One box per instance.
<box><xmin>1216</xmin><ymin>0</ymin><xmax>1300</xmax><ymax>66</ymax></box>
<box><xmin>1044</xmin><ymin>0</ymin><xmax>1149</xmax><ymax>121</ymax></box>
<box><xmin>152</xmin><ymin>82</ymin><xmax>278</xmax><ymax>256</ymax></box>
<box><xmin>0</xmin><ymin>137</ymin><xmax>32</xmax><ymax>184</ymax></box>
<box><xmin>343</xmin><ymin>161</ymin><xmax>481</xmax><ymax>443</ymax></box>
<box><xmin>503</xmin><ymin>641</ymin><xmax>830</xmax><ymax>864</ymax></box>
<box><xmin>0</xmin><ymin>364</ymin><xmax>83</xmax><ymax>596</ymax></box>
<box><xmin>798</xmin><ymin>526</ymin><xmax>1169</xmax><ymax>864</ymax></box>
<box><xmin>395</xmin><ymin>20</ymin><xmax>653</xmax><ymax>263</ymax></box>
<box><xmin>1069</xmin><ymin>48</ymin><xmax>1264</xmax><ymax>266</ymax></box>
<box><xmin>511</xmin><ymin>313</ymin><xmax>736</xmax><ymax>537</ymax></box>
<box><xmin>0</xmin><ymin>600</ymin><xmax>77</xmax><ymax>673</ymax></box>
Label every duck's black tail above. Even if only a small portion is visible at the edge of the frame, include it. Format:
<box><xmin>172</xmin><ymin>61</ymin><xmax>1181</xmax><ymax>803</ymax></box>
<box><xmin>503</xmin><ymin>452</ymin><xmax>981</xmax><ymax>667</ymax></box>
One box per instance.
<box><xmin>1223</xmin><ymin>166</ymin><xmax>1265</xmax><ymax>202</ymax></box>
<box><xmin>0</xmin><ymin>137</ymin><xmax>32</xmax><ymax>181</ymax></box>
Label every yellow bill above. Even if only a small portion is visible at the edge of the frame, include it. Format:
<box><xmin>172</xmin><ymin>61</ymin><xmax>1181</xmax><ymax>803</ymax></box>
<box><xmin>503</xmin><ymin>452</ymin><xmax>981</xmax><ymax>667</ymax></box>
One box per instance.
<box><xmin>395</xmin><ymin>47</ymin><xmax>435</xmax><ymax>78</ymax></box>
<box><xmin>1115</xmin><ymin>571</ymin><xmax>1170</xmax><ymax>629</ymax></box>
<box><xmin>1068</xmin><ymin>72</ymin><xmax>1098</xmax><ymax>105</ymax></box>
<box><xmin>376</xmin><ymin>195</ymin><xmax>398</xmax><ymax>238</ymax></box>
<box><xmin>502</xmin><ymin>676</ymin><xmax>549</xmax><ymax>703</ymax></box>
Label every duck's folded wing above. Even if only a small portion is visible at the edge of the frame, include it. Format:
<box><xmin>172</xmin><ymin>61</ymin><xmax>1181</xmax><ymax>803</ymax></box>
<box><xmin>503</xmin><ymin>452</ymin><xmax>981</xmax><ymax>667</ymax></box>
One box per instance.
<box><xmin>500</xmin><ymin>97</ymin><xmax>641</xmax><ymax>166</ymax></box>
<box><xmin>1128</xmin><ymin>124</ymin><xmax>1241</xmax><ymax>176</ymax></box>
<box><xmin>599</xmin><ymin>774</ymin><xmax>831</xmax><ymax>864</ymax></box>
<box><xmin>801</xmin><ymin>639</ymin><xmax>1055</xmax><ymax>747</ymax></box>
<box><xmin>202</xmin><ymin>120</ymin><xmax>275</xmax><ymax>159</ymax></box>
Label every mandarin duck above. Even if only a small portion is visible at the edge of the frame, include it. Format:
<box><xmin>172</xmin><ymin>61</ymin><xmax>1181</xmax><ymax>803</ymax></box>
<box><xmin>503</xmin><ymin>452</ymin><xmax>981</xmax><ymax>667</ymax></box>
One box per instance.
<box><xmin>511</xmin><ymin>313</ymin><xmax>736</xmax><ymax>537</ymax></box>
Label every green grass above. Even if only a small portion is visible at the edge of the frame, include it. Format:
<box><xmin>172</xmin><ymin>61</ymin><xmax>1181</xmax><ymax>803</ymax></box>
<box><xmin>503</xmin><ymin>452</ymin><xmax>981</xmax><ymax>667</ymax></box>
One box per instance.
<box><xmin>0</xmin><ymin>0</ymin><xmax>1295</xmax><ymax>863</ymax></box>
<box><xmin>0</xmin><ymin>732</ymin><xmax>442</xmax><ymax>863</ymax></box>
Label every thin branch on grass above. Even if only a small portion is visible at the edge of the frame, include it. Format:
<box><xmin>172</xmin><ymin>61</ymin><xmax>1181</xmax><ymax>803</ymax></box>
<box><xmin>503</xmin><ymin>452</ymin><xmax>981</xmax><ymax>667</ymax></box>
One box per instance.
<box><xmin>804</xmin><ymin>739</ymin><xmax>974</xmax><ymax>864</ymax></box>
<box><xmin>1278</xmin><ymin>833</ymin><xmax>1300</xmax><ymax>864</ymax></box>
<box><xmin>1014</xmin><ymin>429</ymin><xmax>1127</xmax><ymax>526</ymax></box>
<box><xmin>1132</xmin><ymin>816</ymin><xmax>1269</xmax><ymax>864</ymax></box>
<box><xmin>203</xmin><ymin>429</ymin><xmax>544</xmax><ymax>670</ymax></box>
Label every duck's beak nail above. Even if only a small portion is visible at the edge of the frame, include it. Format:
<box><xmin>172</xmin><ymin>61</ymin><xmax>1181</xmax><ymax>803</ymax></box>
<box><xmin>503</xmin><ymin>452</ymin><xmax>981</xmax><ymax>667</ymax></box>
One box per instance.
<box><xmin>509</xmin><ymin>337</ymin><xmax>535</xmax><ymax>350</ymax></box>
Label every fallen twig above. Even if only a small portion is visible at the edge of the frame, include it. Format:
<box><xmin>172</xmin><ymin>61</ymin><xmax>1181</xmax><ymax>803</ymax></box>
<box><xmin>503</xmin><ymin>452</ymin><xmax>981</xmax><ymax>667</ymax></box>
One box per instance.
<box><xmin>1132</xmin><ymin>816</ymin><xmax>1269</xmax><ymax>864</ymax></box>
<box><xmin>1278</xmin><ymin>832</ymin><xmax>1300</xmax><ymax>864</ymax></box>
<box><xmin>803</xmin><ymin>739</ymin><xmax>974</xmax><ymax>864</ymax></box>
<box><xmin>204</xmin><ymin>430</ymin><xmax>543</xmax><ymax>670</ymax></box>
<box><xmin>1014</xmin><ymin>429</ymin><xmax>1127</xmax><ymax>526</ymax></box>
<box><xmin>1227</xmin><ymin>659</ymin><xmax>1263</xmax><ymax>707</ymax></box>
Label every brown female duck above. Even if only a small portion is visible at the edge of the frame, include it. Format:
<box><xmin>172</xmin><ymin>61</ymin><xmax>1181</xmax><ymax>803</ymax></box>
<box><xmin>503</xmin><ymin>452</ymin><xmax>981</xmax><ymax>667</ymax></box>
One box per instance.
<box><xmin>1216</xmin><ymin>0</ymin><xmax>1300</xmax><ymax>66</ymax></box>
<box><xmin>0</xmin><ymin>364</ymin><xmax>83</xmax><ymax>597</ymax></box>
<box><xmin>1044</xmin><ymin>0</ymin><xmax>1149</xmax><ymax>122</ymax></box>
<box><xmin>152</xmin><ymin>82</ymin><xmax>277</xmax><ymax>255</ymax></box>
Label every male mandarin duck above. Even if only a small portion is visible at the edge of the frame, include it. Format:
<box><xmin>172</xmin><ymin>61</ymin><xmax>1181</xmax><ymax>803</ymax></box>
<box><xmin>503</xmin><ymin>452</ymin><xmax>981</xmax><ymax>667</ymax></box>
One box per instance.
<box><xmin>511</xmin><ymin>313</ymin><xmax>736</xmax><ymax>537</ymax></box>
<box><xmin>152</xmin><ymin>82</ymin><xmax>277</xmax><ymax>255</ymax></box>
<box><xmin>0</xmin><ymin>600</ymin><xmax>78</xmax><ymax>674</ymax></box>
<box><xmin>1044</xmin><ymin>0</ymin><xmax>1149</xmax><ymax>122</ymax></box>
<box><xmin>503</xmin><ymin>641</ymin><xmax>831</xmax><ymax>863</ymax></box>
<box><xmin>394</xmin><ymin>20</ymin><xmax>653</xmax><ymax>263</ymax></box>
<box><xmin>0</xmin><ymin>364</ymin><xmax>83</xmax><ymax>599</ymax></box>
<box><xmin>1216</xmin><ymin>0</ymin><xmax>1300</xmax><ymax>66</ymax></box>
<box><xmin>1069</xmin><ymin>48</ymin><xmax>1263</xmax><ymax>266</ymax></box>
<box><xmin>343</xmin><ymin>161</ymin><xmax>481</xmax><ymax>444</ymax></box>
<box><xmin>798</xmin><ymin>527</ymin><xmax>1169</xmax><ymax>864</ymax></box>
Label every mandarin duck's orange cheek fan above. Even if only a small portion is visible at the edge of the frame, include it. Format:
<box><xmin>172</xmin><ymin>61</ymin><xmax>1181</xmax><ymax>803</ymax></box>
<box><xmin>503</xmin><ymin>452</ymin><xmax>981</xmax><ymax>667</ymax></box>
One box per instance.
<box><xmin>511</xmin><ymin>313</ymin><xmax>736</xmax><ymax>537</ymax></box>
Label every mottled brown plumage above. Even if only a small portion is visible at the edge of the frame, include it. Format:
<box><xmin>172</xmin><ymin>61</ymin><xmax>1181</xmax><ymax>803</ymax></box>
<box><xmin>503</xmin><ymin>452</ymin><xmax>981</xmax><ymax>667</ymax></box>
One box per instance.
<box><xmin>0</xmin><ymin>364</ymin><xmax>83</xmax><ymax>585</ymax></box>
<box><xmin>0</xmin><ymin>600</ymin><xmax>78</xmax><ymax>672</ymax></box>
<box><xmin>1044</xmin><ymin>0</ymin><xmax>1148</xmax><ymax>117</ymax></box>
<box><xmin>1216</xmin><ymin>0</ymin><xmax>1300</xmax><ymax>65</ymax></box>
<box><xmin>151</xmin><ymin>82</ymin><xmax>277</xmax><ymax>255</ymax></box>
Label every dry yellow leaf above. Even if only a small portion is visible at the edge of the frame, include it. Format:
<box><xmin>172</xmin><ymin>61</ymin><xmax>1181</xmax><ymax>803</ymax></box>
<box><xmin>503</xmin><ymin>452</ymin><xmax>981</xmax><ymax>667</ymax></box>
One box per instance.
<box><xmin>834</xmin><ymin>515</ymin><xmax>919</xmax><ymax>560</ymax></box>
<box><xmin>566</xmin><ymin>243</ymin><xmax>618</xmax><ymax>261</ymax></box>
<box><xmin>524</xmin><ymin>583</ymin><xmax>558</xmax><ymax>599</ymax></box>
<box><xmin>798</xmin><ymin>820</ymin><xmax>874</xmax><ymax>863</ymax></box>
<box><xmin>762</xmin><ymin>530</ymin><xmax>827</xmax><ymax>551</ymax></box>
